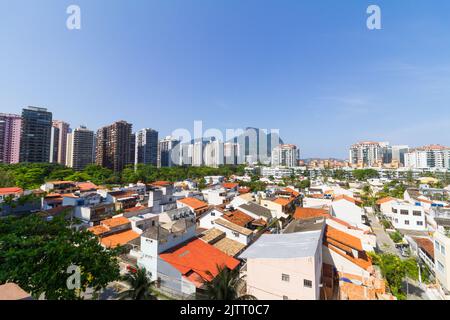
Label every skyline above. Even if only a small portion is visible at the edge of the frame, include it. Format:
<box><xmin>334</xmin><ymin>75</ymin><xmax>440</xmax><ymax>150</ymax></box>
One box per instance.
<box><xmin>2</xmin><ymin>1</ymin><xmax>450</xmax><ymax>158</ymax></box>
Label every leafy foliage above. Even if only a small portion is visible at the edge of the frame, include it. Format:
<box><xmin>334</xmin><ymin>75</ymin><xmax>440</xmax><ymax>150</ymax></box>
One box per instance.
<box><xmin>118</xmin><ymin>268</ymin><xmax>157</xmax><ymax>300</ymax></box>
<box><xmin>352</xmin><ymin>169</ymin><xmax>379</xmax><ymax>181</ymax></box>
<box><xmin>197</xmin><ymin>266</ymin><xmax>256</xmax><ymax>300</ymax></box>
<box><xmin>0</xmin><ymin>214</ymin><xmax>121</xmax><ymax>299</ymax></box>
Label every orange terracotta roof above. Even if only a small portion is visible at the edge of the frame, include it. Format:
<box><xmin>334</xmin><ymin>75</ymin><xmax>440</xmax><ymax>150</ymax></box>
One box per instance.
<box><xmin>223</xmin><ymin>183</ymin><xmax>239</xmax><ymax>189</ymax></box>
<box><xmin>413</xmin><ymin>237</ymin><xmax>434</xmax><ymax>260</ymax></box>
<box><xmin>100</xmin><ymin>230</ymin><xmax>140</xmax><ymax>248</ymax></box>
<box><xmin>47</xmin><ymin>180</ymin><xmax>74</xmax><ymax>184</ymax></box>
<box><xmin>325</xmin><ymin>225</ymin><xmax>363</xmax><ymax>251</ymax></box>
<box><xmin>77</xmin><ymin>182</ymin><xmax>99</xmax><ymax>191</ymax></box>
<box><xmin>273</xmin><ymin>197</ymin><xmax>293</xmax><ymax>206</ymax></box>
<box><xmin>238</xmin><ymin>187</ymin><xmax>251</xmax><ymax>194</ymax></box>
<box><xmin>124</xmin><ymin>206</ymin><xmax>146</xmax><ymax>213</ymax></box>
<box><xmin>376</xmin><ymin>197</ymin><xmax>396</xmax><ymax>205</ymax></box>
<box><xmin>151</xmin><ymin>181</ymin><xmax>173</xmax><ymax>187</ymax></box>
<box><xmin>328</xmin><ymin>217</ymin><xmax>364</xmax><ymax>232</ymax></box>
<box><xmin>222</xmin><ymin>210</ymin><xmax>254</xmax><ymax>227</ymax></box>
<box><xmin>88</xmin><ymin>225</ymin><xmax>109</xmax><ymax>236</ymax></box>
<box><xmin>0</xmin><ymin>187</ymin><xmax>23</xmax><ymax>195</ymax></box>
<box><xmin>178</xmin><ymin>197</ymin><xmax>208</xmax><ymax>211</ymax></box>
<box><xmin>294</xmin><ymin>207</ymin><xmax>330</xmax><ymax>220</ymax></box>
<box><xmin>333</xmin><ymin>195</ymin><xmax>362</xmax><ymax>205</ymax></box>
<box><xmin>45</xmin><ymin>193</ymin><xmax>62</xmax><ymax>198</ymax></box>
<box><xmin>62</xmin><ymin>193</ymin><xmax>79</xmax><ymax>198</ymax></box>
<box><xmin>284</xmin><ymin>187</ymin><xmax>300</xmax><ymax>197</ymax></box>
<box><xmin>159</xmin><ymin>238</ymin><xmax>239</xmax><ymax>288</ymax></box>
<box><xmin>327</xmin><ymin>244</ymin><xmax>372</xmax><ymax>270</ymax></box>
<box><xmin>251</xmin><ymin>218</ymin><xmax>267</xmax><ymax>227</ymax></box>
<box><xmin>101</xmin><ymin>216</ymin><xmax>130</xmax><ymax>228</ymax></box>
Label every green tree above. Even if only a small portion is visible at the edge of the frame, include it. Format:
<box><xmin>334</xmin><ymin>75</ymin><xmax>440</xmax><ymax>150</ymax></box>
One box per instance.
<box><xmin>352</xmin><ymin>169</ymin><xmax>379</xmax><ymax>181</ymax></box>
<box><xmin>198</xmin><ymin>266</ymin><xmax>256</xmax><ymax>300</ymax></box>
<box><xmin>0</xmin><ymin>214</ymin><xmax>121</xmax><ymax>300</ymax></box>
<box><xmin>118</xmin><ymin>268</ymin><xmax>157</xmax><ymax>300</ymax></box>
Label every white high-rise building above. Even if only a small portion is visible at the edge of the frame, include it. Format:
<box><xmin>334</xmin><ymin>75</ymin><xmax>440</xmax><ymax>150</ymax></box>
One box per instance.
<box><xmin>271</xmin><ymin>144</ymin><xmax>299</xmax><ymax>168</ymax></box>
<box><xmin>135</xmin><ymin>128</ymin><xmax>158</xmax><ymax>166</ymax></box>
<box><xmin>349</xmin><ymin>141</ymin><xmax>389</xmax><ymax>167</ymax></box>
<box><xmin>224</xmin><ymin>142</ymin><xmax>239</xmax><ymax>165</ymax></box>
<box><xmin>157</xmin><ymin>136</ymin><xmax>180</xmax><ymax>168</ymax></box>
<box><xmin>66</xmin><ymin>126</ymin><xmax>95</xmax><ymax>171</ymax></box>
<box><xmin>404</xmin><ymin>145</ymin><xmax>450</xmax><ymax>170</ymax></box>
<box><xmin>204</xmin><ymin>140</ymin><xmax>224</xmax><ymax>168</ymax></box>
<box><xmin>192</xmin><ymin>140</ymin><xmax>205</xmax><ymax>167</ymax></box>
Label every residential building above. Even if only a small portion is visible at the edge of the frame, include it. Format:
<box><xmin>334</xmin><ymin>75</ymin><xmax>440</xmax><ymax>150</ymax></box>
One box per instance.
<box><xmin>52</xmin><ymin>120</ymin><xmax>70</xmax><ymax>165</ymax></box>
<box><xmin>405</xmin><ymin>145</ymin><xmax>450</xmax><ymax>170</ymax></box>
<box><xmin>239</xmin><ymin>229</ymin><xmax>324</xmax><ymax>300</ymax></box>
<box><xmin>390</xmin><ymin>202</ymin><xmax>426</xmax><ymax>231</ymax></box>
<box><xmin>0</xmin><ymin>113</ymin><xmax>21</xmax><ymax>164</ymax></box>
<box><xmin>330</xmin><ymin>195</ymin><xmax>366</xmax><ymax>228</ymax></box>
<box><xmin>135</xmin><ymin>128</ymin><xmax>158</xmax><ymax>167</ymax></box>
<box><xmin>19</xmin><ymin>107</ymin><xmax>52</xmax><ymax>163</ymax></box>
<box><xmin>95</xmin><ymin>120</ymin><xmax>133</xmax><ymax>172</ymax></box>
<box><xmin>349</xmin><ymin>141</ymin><xmax>390</xmax><ymax>167</ymax></box>
<box><xmin>224</xmin><ymin>142</ymin><xmax>239</xmax><ymax>165</ymax></box>
<box><xmin>66</xmin><ymin>126</ymin><xmax>95</xmax><ymax>171</ymax></box>
<box><xmin>204</xmin><ymin>139</ymin><xmax>224</xmax><ymax>168</ymax></box>
<box><xmin>391</xmin><ymin>145</ymin><xmax>409</xmax><ymax>166</ymax></box>
<box><xmin>271</xmin><ymin>144</ymin><xmax>299</xmax><ymax>168</ymax></box>
<box><xmin>49</xmin><ymin>126</ymin><xmax>59</xmax><ymax>163</ymax></box>
<box><xmin>157</xmin><ymin>136</ymin><xmax>180</xmax><ymax>167</ymax></box>
<box><xmin>433</xmin><ymin>222</ymin><xmax>450</xmax><ymax>297</ymax></box>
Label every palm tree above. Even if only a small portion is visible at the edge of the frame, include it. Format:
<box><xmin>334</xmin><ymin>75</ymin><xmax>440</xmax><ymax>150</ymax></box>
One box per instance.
<box><xmin>118</xmin><ymin>267</ymin><xmax>157</xmax><ymax>300</ymax></box>
<box><xmin>198</xmin><ymin>265</ymin><xmax>256</xmax><ymax>300</ymax></box>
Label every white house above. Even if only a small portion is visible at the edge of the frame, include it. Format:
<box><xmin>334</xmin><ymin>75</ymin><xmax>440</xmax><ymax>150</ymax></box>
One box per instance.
<box><xmin>330</xmin><ymin>196</ymin><xmax>365</xmax><ymax>228</ymax></box>
<box><xmin>391</xmin><ymin>202</ymin><xmax>426</xmax><ymax>231</ymax></box>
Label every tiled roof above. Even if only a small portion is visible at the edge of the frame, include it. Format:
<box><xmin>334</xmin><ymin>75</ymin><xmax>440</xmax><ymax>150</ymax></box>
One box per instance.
<box><xmin>159</xmin><ymin>238</ymin><xmax>240</xmax><ymax>288</ymax></box>
<box><xmin>199</xmin><ymin>228</ymin><xmax>225</xmax><ymax>244</ymax></box>
<box><xmin>100</xmin><ymin>230</ymin><xmax>140</xmax><ymax>248</ymax></box>
<box><xmin>273</xmin><ymin>197</ymin><xmax>293</xmax><ymax>206</ymax></box>
<box><xmin>213</xmin><ymin>238</ymin><xmax>246</xmax><ymax>257</ymax></box>
<box><xmin>376</xmin><ymin>197</ymin><xmax>396</xmax><ymax>205</ymax></box>
<box><xmin>214</xmin><ymin>218</ymin><xmax>253</xmax><ymax>236</ymax></box>
<box><xmin>0</xmin><ymin>187</ymin><xmax>23</xmax><ymax>195</ymax></box>
<box><xmin>151</xmin><ymin>181</ymin><xmax>173</xmax><ymax>187</ymax></box>
<box><xmin>77</xmin><ymin>182</ymin><xmax>99</xmax><ymax>191</ymax></box>
<box><xmin>333</xmin><ymin>195</ymin><xmax>362</xmax><ymax>205</ymax></box>
<box><xmin>239</xmin><ymin>202</ymin><xmax>272</xmax><ymax>219</ymax></box>
<box><xmin>222</xmin><ymin>210</ymin><xmax>254</xmax><ymax>227</ymax></box>
<box><xmin>101</xmin><ymin>216</ymin><xmax>130</xmax><ymax>228</ymax></box>
<box><xmin>325</xmin><ymin>225</ymin><xmax>363</xmax><ymax>251</ymax></box>
<box><xmin>178</xmin><ymin>197</ymin><xmax>208</xmax><ymax>210</ymax></box>
<box><xmin>222</xmin><ymin>183</ymin><xmax>239</xmax><ymax>189</ymax></box>
<box><xmin>284</xmin><ymin>187</ymin><xmax>300</xmax><ymax>197</ymax></box>
<box><xmin>294</xmin><ymin>207</ymin><xmax>329</xmax><ymax>220</ymax></box>
<box><xmin>413</xmin><ymin>237</ymin><xmax>434</xmax><ymax>260</ymax></box>
<box><xmin>88</xmin><ymin>225</ymin><xmax>110</xmax><ymax>236</ymax></box>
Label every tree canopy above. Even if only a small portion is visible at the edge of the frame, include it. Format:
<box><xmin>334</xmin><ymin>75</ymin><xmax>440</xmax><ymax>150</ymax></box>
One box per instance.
<box><xmin>0</xmin><ymin>214</ymin><xmax>121</xmax><ymax>299</ymax></box>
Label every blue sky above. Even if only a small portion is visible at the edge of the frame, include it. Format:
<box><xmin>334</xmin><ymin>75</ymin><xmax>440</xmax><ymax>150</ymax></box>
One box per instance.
<box><xmin>1</xmin><ymin>0</ymin><xmax>450</xmax><ymax>158</ymax></box>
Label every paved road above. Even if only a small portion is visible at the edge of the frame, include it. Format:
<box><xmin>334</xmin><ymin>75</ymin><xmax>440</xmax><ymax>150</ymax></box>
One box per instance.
<box><xmin>366</xmin><ymin>211</ymin><xmax>398</xmax><ymax>255</ymax></box>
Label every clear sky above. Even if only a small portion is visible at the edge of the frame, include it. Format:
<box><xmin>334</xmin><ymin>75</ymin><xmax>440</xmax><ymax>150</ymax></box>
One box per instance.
<box><xmin>1</xmin><ymin>0</ymin><xmax>450</xmax><ymax>159</ymax></box>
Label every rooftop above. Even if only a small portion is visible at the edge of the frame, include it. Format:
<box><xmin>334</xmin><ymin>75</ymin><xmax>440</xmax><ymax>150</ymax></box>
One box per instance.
<box><xmin>214</xmin><ymin>218</ymin><xmax>253</xmax><ymax>236</ymax></box>
<box><xmin>101</xmin><ymin>216</ymin><xmax>130</xmax><ymax>228</ymax></box>
<box><xmin>239</xmin><ymin>230</ymin><xmax>322</xmax><ymax>259</ymax></box>
<box><xmin>100</xmin><ymin>229</ymin><xmax>140</xmax><ymax>248</ymax></box>
<box><xmin>293</xmin><ymin>207</ymin><xmax>329</xmax><ymax>220</ymax></box>
<box><xmin>213</xmin><ymin>237</ymin><xmax>246</xmax><ymax>257</ymax></box>
<box><xmin>222</xmin><ymin>210</ymin><xmax>254</xmax><ymax>227</ymax></box>
<box><xmin>177</xmin><ymin>197</ymin><xmax>209</xmax><ymax>211</ymax></box>
<box><xmin>0</xmin><ymin>187</ymin><xmax>23</xmax><ymax>195</ymax></box>
<box><xmin>239</xmin><ymin>202</ymin><xmax>272</xmax><ymax>219</ymax></box>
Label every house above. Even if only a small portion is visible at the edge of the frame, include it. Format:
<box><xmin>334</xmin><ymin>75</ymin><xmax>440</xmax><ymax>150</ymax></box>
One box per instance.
<box><xmin>213</xmin><ymin>218</ymin><xmax>254</xmax><ymax>245</ymax></box>
<box><xmin>202</xmin><ymin>187</ymin><xmax>236</xmax><ymax>206</ymax></box>
<box><xmin>177</xmin><ymin>197</ymin><xmax>209</xmax><ymax>217</ymax></box>
<box><xmin>0</xmin><ymin>283</ymin><xmax>32</xmax><ymax>300</ymax></box>
<box><xmin>330</xmin><ymin>196</ymin><xmax>365</xmax><ymax>228</ymax></box>
<box><xmin>158</xmin><ymin>238</ymin><xmax>240</xmax><ymax>298</ymax></box>
<box><xmin>88</xmin><ymin>216</ymin><xmax>140</xmax><ymax>249</ymax></box>
<box><xmin>0</xmin><ymin>187</ymin><xmax>23</xmax><ymax>203</ymax></box>
<box><xmin>433</xmin><ymin>223</ymin><xmax>450</xmax><ymax>297</ymax></box>
<box><xmin>302</xmin><ymin>195</ymin><xmax>332</xmax><ymax>209</ymax></box>
<box><xmin>40</xmin><ymin>181</ymin><xmax>78</xmax><ymax>194</ymax></box>
<box><xmin>239</xmin><ymin>230</ymin><xmax>324</xmax><ymax>300</ymax></box>
<box><xmin>76</xmin><ymin>181</ymin><xmax>99</xmax><ymax>193</ymax></box>
<box><xmin>390</xmin><ymin>201</ymin><xmax>426</xmax><ymax>231</ymax></box>
<box><xmin>408</xmin><ymin>237</ymin><xmax>435</xmax><ymax>271</ymax></box>
<box><xmin>260</xmin><ymin>197</ymin><xmax>295</xmax><ymax>220</ymax></box>
<box><xmin>238</xmin><ymin>202</ymin><xmax>273</xmax><ymax>223</ymax></box>
<box><xmin>326</xmin><ymin>217</ymin><xmax>377</xmax><ymax>252</ymax></box>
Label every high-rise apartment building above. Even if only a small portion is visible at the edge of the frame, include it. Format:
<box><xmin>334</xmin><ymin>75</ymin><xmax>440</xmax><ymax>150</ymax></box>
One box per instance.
<box><xmin>404</xmin><ymin>145</ymin><xmax>450</xmax><ymax>170</ymax></box>
<box><xmin>49</xmin><ymin>126</ymin><xmax>60</xmax><ymax>163</ymax></box>
<box><xmin>52</xmin><ymin>120</ymin><xmax>70</xmax><ymax>165</ymax></box>
<box><xmin>349</xmin><ymin>141</ymin><xmax>389</xmax><ymax>167</ymax></box>
<box><xmin>391</xmin><ymin>145</ymin><xmax>409</xmax><ymax>166</ymax></box>
<box><xmin>224</xmin><ymin>142</ymin><xmax>239</xmax><ymax>165</ymax></box>
<box><xmin>19</xmin><ymin>107</ymin><xmax>52</xmax><ymax>163</ymax></box>
<box><xmin>66</xmin><ymin>126</ymin><xmax>95</xmax><ymax>171</ymax></box>
<box><xmin>204</xmin><ymin>140</ymin><xmax>224</xmax><ymax>168</ymax></box>
<box><xmin>0</xmin><ymin>113</ymin><xmax>21</xmax><ymax>164</ymax></box>
<box><xmin>135</xmin><ymin>128</ymin><xmax>158</xmax><ymax>166</ymax></box>
<box><xmin>271</xmin><ymin>144</ymin><xmax>299</xmax><ymax>167</ymax></box>
<box><xmin>157</xmin><ymin>136</ymin><xmax>180</xmax><ymax>168</ymax></box>
<box><xmin>95</xmin><ymin>121</ymin><xmax>133</xmax><ymax>172</ymax></box>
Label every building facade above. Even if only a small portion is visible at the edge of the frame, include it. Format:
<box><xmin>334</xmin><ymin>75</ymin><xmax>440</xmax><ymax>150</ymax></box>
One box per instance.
<box><xmin>349</xmin><ymin>141</ymin><xmax>389</xmax><ymax>167</ymax></box>
<box><xmin>95</xmin><ymin>121</ymin><xmax>133</xmax><ymax>172</ymax></box>
<box><xmin>271</xmin><ymin>144</ymin><xmax>299</xmax><ymax>167</ymax></box>
<box><xmin>52</xmin><ymin>120</ymin><xmax>70</xmax><ymax>165</ymax></box>
<box><xmin>0</xmin><ymin>113</ymin><xmax>21</xmax><ymax>164</ymax></box>
<box><xmin>19</xmin><ymin>107</ymin><xmax>53</xmax><ymax>163</ymax></box>
<box><xmin>67</xmin><ymin>126</ymin><xmax>95</xmax><ymax>171</ymax></box>
<box><xmin>404</xmin><ymin>145</ymin><xmax>450</xmax><ymax>170</ymax></box>
<box><xmin>157</xmin><ymin>136</ymin><xmax>180</xmax><ymax>168</ymax></box>
<box><xmin>135</xmin><ymin>128</ymin><xmax>158</xmax><ymax>167</ymax></box>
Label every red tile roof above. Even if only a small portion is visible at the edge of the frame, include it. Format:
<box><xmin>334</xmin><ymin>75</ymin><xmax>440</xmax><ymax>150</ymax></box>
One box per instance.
<box><xmin>100</xmin><ymin>230</ymin><xmax>140</xmax><ymax>248</ymax></box>
<box><xmin>77</xmin><ymin>182</ymin><xmax>99</xmax><ymax>191</ymax></box>
<box><xmin>284</xmin><ymin>187</ymin><xmax>300</xmax><ymax>197</ymax></box>
<box><xmin>151</xmin><ymin>181</ymin><xmax>173</xmax><ymax>187</ymax></box>
<box><xmin>376</xmin><ymin>197</ymin><xmax>396</xmax><ymax>205</ymax></box>
<box><xmin>223</xmin><ymin>183</ymin><xmax>239</xmax><ymax>189</ymax></box>
<box><xmin>293</xmin><ymin>207</ymin><xmax>329</xmax><ymax>220</ymax></box>
<box><xmin>0</xmin><ymin>187</ymin><xmax>23</xmax><ymax>196</ymax></box>
<box><xmin>178</xmin><ymin>197</ymin><xmax>208</xmax><ymax>211</ymax></box>
<box><xmin>160</xmin><ymin>238</ymin><xmax>240</xmax><ymax>288</ymax></box>
<box><xmin>333</xmin><ymin>195</ymin><xmax>362</xmax><ymax>205</ymax></box>
<box><xmin>222</xmin><ymin>210</ymin><xmax>254</xmax><ymax>227</ymax></box>
<box><xmin>325</xmin><ymin>225</ymin><xmax>363</xmax><ymax>251</ymax></box>
<box><xmin>101</xmin><ymin>216</ymin><xmax>130</xmax><ymax>228</ymax></box>
<box><xmin>413</xmin><ymin>237</ymin><xmax>434</xmax><ymax>260</ymax></box>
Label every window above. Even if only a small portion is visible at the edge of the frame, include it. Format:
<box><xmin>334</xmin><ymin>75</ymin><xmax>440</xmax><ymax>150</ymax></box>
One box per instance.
<box><xmin>441</xmin><ymin>246</ymin><xmax>446</xmax><ymax>256</ymax></box>
<box><xmin>404</xmin><ymin>220</ymin><xmax>410</xmax><ymax>225</ymax></box>
<box><xmin>395</xmin><ymin>219</ymin><xmax>398</xmax><ymax>223</ymax></box>
<box><xmin>392</xmin><ymin>208</ymin><xmax>397</xmax><ymax>213</ymax></box>
<box><xmin>438</xmin><ymin>261</ymin><xmax>445</xmax><ymax>273</ymax></box>
<box><xmin>416</xmin><ymin>221</ymin><xmax>423</xmax><ymax>226</ymax></box>
<box><xmin>304</xmin><ymin>279</ymin><xmax>313</xmax><ymax>288</ymax></box>
<box><xmin>232</xmin><ymin>231</ymin><xmax>240</xmax><ymax>238</ymax></box>
<box><xmin>435</xmin><ymin>241</ymin><xmax>441</xmax><ymax>252</ymax></box>
<box><xmin>413</xmin><ymin>211</ymin><xmax>422</xmax><ymax>216</ymax></box>
<box><xmin>211</xmin><ymin>211</ymin><xmax>216</xmax><ymax>216</ymax></box>
<box><xmin>400</xmin><ymin>210</ymin><xmax>409</xmax><ymax>215</ymax></box>
<box><xmin>281</xmin><ymin>274</ymin><xmax>290</xmax><ymax>282</ymax></box>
